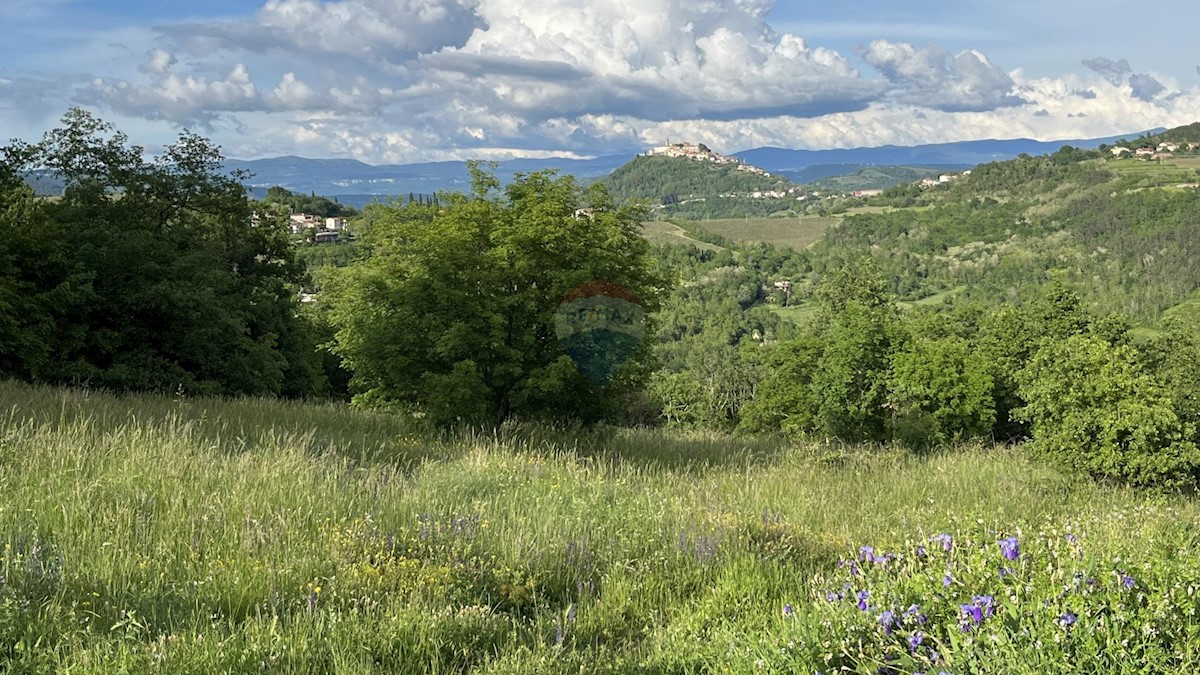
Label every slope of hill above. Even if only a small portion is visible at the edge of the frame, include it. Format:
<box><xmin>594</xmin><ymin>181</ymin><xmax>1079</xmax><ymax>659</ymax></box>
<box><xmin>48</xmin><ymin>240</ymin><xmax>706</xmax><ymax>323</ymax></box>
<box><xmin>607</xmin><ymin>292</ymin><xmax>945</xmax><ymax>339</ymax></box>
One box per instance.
<box><xmin>806</xmin><ymin>165</ymin><xmax>950</xmax><ymax>192</ymax></box>
<box><xmin>781</xmin><ymin>128</ymin><xmax>1200</xmax><ymax>326</ymax></box>
<box><xmin>602</xmin><ymin>155</ymin><xmax>796</xmax><ymax>218</ymax></box>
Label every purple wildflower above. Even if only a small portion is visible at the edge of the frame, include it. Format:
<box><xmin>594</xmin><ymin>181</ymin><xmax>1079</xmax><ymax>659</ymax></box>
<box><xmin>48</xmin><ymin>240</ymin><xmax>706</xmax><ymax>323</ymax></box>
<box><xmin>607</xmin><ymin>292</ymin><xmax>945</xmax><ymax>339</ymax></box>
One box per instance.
<box><xmin>999</xmin><ymin>536</ymin><xmax>1020</xmax><ymax>561</ymax></box>
<box><xmin>960</xmin><ymin>603</ymin><xmax>983</xmax><ymax>629</ymax></box>
<box><xmin>931</xmin><ymin>533</ymin><xmax>953</xmax><ymax>552</ymax></box>
<box><xmin>1121</xmin><ymin>574</ymin><xmax>1136</xmax><ymax>589</ymax></box>
<box><xmin>879</xmin><ymin>610</ymin><xmax>896</xmax><ymax>635</ymax></box>
<box><xmin>943</xmin><ymin>572</ymin><xmax>953</xmax><ymax>587</ymax></box>
<box><xmin>972</xmin><ymin>595</ymin><xmax>996</xmax><ymax>618</ymax></box>
<box><xmin>916</xmin><ymin>545</ymin><xmax>927</xmax><ymax>558</ymax></box>
<box><xmin>824</xmin><ymin>591</ymin><xmax>841</xmax><ymax>603</ymax></box>
<box><xmin>860</xmin><ymin>545</ymin><xmax>875</xmax><ymax>562</ymax></box>
<box><xmin>999</xmin><ymin>566</ymin><xmax>1015</xmax><ymax>578</ymax></box>
<box><xmin>908</xmin><ymin>631</ymin><xmax>924</xmax><ymax>652</ymax></box>
<box><xmin>782</xmin><ymin>603</ymin><xmax>795</xmax><ymax>617</ymax></box>
<box><xmin>856</xmin><ymin>590</ymin><xmax>870</xmax><ymax>611</ymax></box>
<box><xmin>1058</xmin><ymin>611</ymin><xmax>1078</xmax><ymax>628</ymax></box>
<box><xmin>1065</xmin><ymin>533</ymin><xmax>1078</xmax><ymax>544</ymax></box>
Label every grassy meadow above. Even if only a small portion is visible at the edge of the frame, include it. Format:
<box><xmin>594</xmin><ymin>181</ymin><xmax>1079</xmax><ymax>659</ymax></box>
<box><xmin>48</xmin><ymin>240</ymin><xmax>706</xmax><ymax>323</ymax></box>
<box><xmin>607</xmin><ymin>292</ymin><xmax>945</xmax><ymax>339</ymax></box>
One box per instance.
<box><xmin>692</xmin><ymin>217</ymin><xmax>836</xmax><ymax>250</ymax></box>
<box><xmin>3</xmin><ymin>381</ymin><xmax>1200</xmax><ymax>673</ymax></box>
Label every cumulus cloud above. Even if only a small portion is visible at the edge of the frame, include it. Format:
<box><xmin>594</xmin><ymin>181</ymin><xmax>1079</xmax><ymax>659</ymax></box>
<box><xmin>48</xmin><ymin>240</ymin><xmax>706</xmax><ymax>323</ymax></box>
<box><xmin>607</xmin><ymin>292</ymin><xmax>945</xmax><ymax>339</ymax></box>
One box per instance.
<box><xmin>169</xmin><ymin>0</ymin><xmax>481</xmax><ymax>64</ymax></box>
<box><xmin>24</xmin><ymin>0</ymin><xmax>1196</xmax><ymax>162</ymax></box>
<box><xmin>859</xmin><ymin>40</ymin><xmax>1025</xmax><ymax>112</ymax></box>
<box><xmin>1082</xmin><ymin>57</ymin><xmax>1131</xmax><ymax>85</ymax></box>
<box><xmin>414</xmin><ymin>0</ymin><xmax>880</xmax><ymax>123</ymax></box>
<box><xmin>139</xmin><ymin>49</ymin><xmax>177</xmax><ymax>76</ymax></box>
<box><xmin>1128</xmin><ymin>72</ymin><xmax>1166</xmax><ymax>101</ymax></box>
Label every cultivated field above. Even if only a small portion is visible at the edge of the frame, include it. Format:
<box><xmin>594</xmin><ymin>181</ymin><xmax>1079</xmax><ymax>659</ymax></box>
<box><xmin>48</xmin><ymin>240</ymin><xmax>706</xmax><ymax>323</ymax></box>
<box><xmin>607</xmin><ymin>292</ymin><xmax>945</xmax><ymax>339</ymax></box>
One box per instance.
<box><xmin>1107</xmin><ymin>156</ymin><xmax>1200</xmax><ymax>186</ymax></box>
<box><xmin>3</xmin><ymin>381</ymin><xmax>1200</xmax><ymax>672</ymax></box>
<box><xmin>692</xmin><ymin>216</ymin><xmax>836</xmax><ymax>249</ymax></box>
<box><xmin>640</xmin><ymin>221</ymin><xmax>725</xmax><ymax>251</ymax></box>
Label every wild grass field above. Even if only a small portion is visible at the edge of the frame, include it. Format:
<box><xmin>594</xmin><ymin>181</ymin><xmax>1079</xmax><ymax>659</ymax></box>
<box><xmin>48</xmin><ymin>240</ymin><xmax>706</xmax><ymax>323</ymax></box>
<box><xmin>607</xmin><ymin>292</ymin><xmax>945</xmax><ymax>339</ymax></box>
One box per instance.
<box><xmin>3</xmin><ymin>381</ymin><xmax>1200</xmax><ymax>673</ymax></box>
<box><xmin>692</xmin><ymin>217</ymin><xmax>836</xmax><ymax>250</ymax></box>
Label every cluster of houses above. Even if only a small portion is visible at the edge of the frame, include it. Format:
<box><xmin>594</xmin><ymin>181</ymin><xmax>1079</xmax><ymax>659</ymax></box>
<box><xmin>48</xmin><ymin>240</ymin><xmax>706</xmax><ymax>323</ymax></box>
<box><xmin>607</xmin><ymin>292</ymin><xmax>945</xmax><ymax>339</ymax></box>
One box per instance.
<box><xmin>920</xmin><ymin>171</ymin><xmax>972</xmax><ymax>188</ymax></box>
<box><xmin>1110</xmin><ymin>141</ymin><xmax>1199</xmax><ymax>161</ymax></box>
<box><xmin>646</xmin><ymin>141</ymin><xmax>775</xmax><ymax>178</ymax></box>
<box><xmin>288</xmin><ymin>214</ymin><xmax>350</xmax><ymax>243</ymax></box>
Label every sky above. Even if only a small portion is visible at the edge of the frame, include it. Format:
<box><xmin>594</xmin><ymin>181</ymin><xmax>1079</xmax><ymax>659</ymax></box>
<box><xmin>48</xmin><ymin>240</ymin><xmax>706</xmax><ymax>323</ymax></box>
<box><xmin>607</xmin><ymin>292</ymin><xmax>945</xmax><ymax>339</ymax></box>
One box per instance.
<box><xmin>2</xmin><ymin>0</ymin><xmax>1199</xmax><ymax>164</ymax></box>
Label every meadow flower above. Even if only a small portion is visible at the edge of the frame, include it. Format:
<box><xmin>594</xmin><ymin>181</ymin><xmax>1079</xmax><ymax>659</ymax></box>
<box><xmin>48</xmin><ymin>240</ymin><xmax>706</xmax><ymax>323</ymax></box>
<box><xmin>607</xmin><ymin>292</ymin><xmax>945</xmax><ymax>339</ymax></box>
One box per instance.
<box><xmin>1065</xmin><ymin>533</ymin><xmax>1078</xmax><ymax>544</ymax></box>
<box><xmin>902</xmin><ymin>604</ymin><xmax>928</xmax><ymax>626</ymax></box>
<box><xmin>908</xmin><ymin>631</ymin><xmax>924</xmax><ymax>652</ymax></box>
<box><xmin>943</xmin><ymin>572</ymin><xmax>953</xmax><ymax>587</ymax></box>
<box><xmin>857</xmin><ymin>590</ymin><xmax>870</xmax><ymax>611</ymax></box>
<box><xmin>972</xmin><ymin>595</ymin><xmax>996</xmax><ymax>618</ymax></box>
<box><xmin>1121</xmin><ymin>574</ymin><xmax>1136</xmax><ymax>589</ymax></box>
<box><xmin>782</xmin><ymin>603</ymin><xmax>795</xmax><ymax>617</ymax></box>
<box><xmin>879</xmin><ymin>610</ymin><xmax>896</xmax><ymax>635</ymax></box>
<box><xmin>999</xmin><ymin>566</ymin><xmax>1015</xmax><ymax>578</ymax></box>
<box><xmin>960</xmin><ymin>603</ymin><xmax>983</xmax><ymax>628</ymax></box>
<box><xmin>931</xmin><ymin>533</ymin><xmax>953</xmax><ymax>552</ymax></box>
<box><xmin>1058</xmin><ymin>611</ymin><xmax>1078</xmax><ymax>628</ymax></box>
<box><xmin>999</xmin><ymin>537</ymin><xmax>1020</xmax><ymax>561</ymax></box>
<box><xmin>916</xmin><ymin>546</ymin><xmax>928</xmax><ymax>558</ymax></box>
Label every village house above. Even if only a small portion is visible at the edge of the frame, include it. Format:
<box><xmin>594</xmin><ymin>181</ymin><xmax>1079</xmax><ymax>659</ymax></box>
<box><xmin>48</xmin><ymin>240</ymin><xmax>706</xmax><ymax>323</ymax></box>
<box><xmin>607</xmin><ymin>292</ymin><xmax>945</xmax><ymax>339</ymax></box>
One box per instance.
<box><xmin>1135</xmin><ymin>147</ymin><xmax>1156</xmax><ymax>157</ymax></box>
<box><xmin>1158</xmin><ymin>142</ymin><xmax>1179</xmax><ymax>153</ymax></box>
<box><xmin>324</xmin><ymin>217</ymin><xmax>348</xmax><ymax>231</ymax></box>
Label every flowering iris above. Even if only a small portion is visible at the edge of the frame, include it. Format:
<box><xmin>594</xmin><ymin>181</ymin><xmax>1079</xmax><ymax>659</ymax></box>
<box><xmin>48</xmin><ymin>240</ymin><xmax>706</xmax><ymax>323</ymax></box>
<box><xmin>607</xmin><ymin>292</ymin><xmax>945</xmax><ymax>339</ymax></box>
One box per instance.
<box><xmin>999</xmin><ymin>536</ymin><xmax>1020</xmax><ymax>561</ymax></box>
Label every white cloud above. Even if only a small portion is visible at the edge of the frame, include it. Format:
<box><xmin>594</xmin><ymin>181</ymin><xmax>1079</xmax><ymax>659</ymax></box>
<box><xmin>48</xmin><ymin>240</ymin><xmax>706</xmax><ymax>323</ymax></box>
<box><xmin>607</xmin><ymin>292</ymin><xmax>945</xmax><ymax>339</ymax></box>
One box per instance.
<box><xmin>9</xmin><ymin>0</ymin><xmax>1192</xmax><ymax>162</ymax></box>
<box><xmin>859</xmin><ymin>40</ymin><xmax>1024</xmax><ymax>112</ymax></box>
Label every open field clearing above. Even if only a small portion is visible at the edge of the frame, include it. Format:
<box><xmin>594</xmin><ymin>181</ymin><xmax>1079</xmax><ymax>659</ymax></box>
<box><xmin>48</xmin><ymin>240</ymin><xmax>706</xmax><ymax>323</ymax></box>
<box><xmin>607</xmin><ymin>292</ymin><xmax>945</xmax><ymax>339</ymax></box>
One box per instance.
<box><xmin>3</xmin><ymin>381</ymin><xmax>1200</xmax><ymax>672</ymax></box>
<box><xmin>1107</xmin><ymin>157</ymin><xmax>1200</xmax><ymax>186</ymax></box>
<box><xmin>693</xmin><ymin>216</ymin><xmax>836</xmax><ymax>249</ymax></box>
<box><xmin>640</xmin><ymin>221</ymin><xmax>725</xmax><ymax>250</ymax></box>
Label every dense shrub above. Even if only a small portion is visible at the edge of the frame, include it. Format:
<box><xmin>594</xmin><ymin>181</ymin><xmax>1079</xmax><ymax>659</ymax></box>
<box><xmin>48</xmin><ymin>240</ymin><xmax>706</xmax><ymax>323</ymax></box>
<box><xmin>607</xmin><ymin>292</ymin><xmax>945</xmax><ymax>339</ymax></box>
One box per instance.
<box><xmin>1017</xmin><ymin>334</ymin><xmax>1200</xmax><ymax>489</ymax></box>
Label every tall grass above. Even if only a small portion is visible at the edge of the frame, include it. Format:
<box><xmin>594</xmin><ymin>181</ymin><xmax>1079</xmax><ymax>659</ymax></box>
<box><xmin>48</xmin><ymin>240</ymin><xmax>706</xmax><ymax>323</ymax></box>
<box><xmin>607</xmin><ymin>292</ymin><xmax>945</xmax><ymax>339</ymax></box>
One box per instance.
<box><xmin>0</xmin><ymin>380</ymin><xmax>1196</xmax><ymax>672</ymax></box>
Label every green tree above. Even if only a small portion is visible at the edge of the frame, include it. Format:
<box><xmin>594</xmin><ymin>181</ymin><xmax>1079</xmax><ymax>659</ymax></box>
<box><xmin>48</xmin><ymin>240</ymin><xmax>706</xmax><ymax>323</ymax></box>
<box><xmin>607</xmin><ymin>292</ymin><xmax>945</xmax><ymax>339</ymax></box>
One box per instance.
<box><xmin>0</xmin><ymin>109</ymin><xmax>324</xmax><ymax>397</ymax></box>
<box><xmin>809</xmin><ymin>260</ymin><xmax>898</xmax><ymax>442</ymax></box>
<box><xmin>326</xmin><ymin>164</ymin><xmax>664</xmax><ymax>426</ymax></box>
<box><xmin>889</xmin><ymin>336</ymin><xmax>995</xmax><ymax>448</ymax></box>
<box><xmin>1016</xmin><ymin>334</ymin><xmax>1200</xmax><ymax>488</ymax></box>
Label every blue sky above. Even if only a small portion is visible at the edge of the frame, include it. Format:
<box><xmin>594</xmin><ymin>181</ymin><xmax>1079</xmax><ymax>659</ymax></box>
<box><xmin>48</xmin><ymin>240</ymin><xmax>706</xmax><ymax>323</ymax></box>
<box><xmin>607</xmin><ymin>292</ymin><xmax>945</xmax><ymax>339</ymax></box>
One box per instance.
<box><xmin>3</xmin><ymin>0</ymin><xmax>1198</xmax><ymax>163</ymax></box>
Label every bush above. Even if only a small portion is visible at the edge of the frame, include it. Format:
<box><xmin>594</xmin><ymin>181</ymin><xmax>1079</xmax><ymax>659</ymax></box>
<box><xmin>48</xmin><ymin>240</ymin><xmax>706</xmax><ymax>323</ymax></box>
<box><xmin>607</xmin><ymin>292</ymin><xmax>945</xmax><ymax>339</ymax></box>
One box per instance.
<box><xmin>1017</xmin><ymin>334</ymin><xmax>1200</xmax><ymax>489</ymax></box>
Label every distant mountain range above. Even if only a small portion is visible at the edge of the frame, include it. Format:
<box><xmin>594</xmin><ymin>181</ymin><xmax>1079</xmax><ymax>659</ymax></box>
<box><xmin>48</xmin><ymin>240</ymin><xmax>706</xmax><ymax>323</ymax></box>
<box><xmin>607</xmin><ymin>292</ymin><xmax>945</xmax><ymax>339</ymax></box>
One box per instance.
<box><xmin>223</xmin><ymin>130</ymin><xmax>1160</xmax><ymax>206</ymax></box>
<box><xmin>223</xmin><ymin>155</ymin><xmax>634</xmax><ymax>206</ymax></box>
<box><xmin>733</xmin><ymin>131</ymin><xmax>1163</xmax><ymax>173</ymax></box>
<box><xmin>24</xmin><ymin>129</ymin><xmax>1164</xmax><ymax>206</ymax></box>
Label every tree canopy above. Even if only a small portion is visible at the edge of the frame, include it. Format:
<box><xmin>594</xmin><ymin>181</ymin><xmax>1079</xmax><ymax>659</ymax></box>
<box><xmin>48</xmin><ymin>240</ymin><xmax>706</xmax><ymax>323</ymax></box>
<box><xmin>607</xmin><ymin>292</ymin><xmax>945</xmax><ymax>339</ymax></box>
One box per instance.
<box><xmin>325</xmin><ymin>163</ymin><xmax>666</xmax><ymax>426</ymax></box>
<box><xmin>0</xmin><ymin>109</ymin><xmax>326</xmax><ymax>397</ymax></box>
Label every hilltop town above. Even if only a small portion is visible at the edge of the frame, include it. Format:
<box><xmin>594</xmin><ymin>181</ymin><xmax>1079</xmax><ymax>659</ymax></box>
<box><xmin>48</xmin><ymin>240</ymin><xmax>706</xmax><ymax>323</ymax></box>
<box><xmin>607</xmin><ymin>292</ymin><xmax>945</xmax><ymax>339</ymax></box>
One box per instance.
<box><xmin>646</xmin><ymin>142</ymin><xmax>775</xmax><ymax>178</ymax></box>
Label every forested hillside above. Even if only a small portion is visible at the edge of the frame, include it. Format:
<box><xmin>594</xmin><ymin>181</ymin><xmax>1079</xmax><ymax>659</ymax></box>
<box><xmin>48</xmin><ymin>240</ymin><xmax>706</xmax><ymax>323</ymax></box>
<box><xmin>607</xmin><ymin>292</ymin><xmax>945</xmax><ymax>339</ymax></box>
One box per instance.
<box><xmin>602</xmin><ymin>155</ymin><xmax>797</xmax><ymax>218</ymax></box>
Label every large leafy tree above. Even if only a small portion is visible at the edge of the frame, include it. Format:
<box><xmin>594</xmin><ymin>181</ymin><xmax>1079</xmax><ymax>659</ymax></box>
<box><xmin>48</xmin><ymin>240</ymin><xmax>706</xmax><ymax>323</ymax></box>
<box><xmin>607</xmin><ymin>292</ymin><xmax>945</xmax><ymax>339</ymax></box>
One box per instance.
<box><xmin>1017</xmin><ymin>333</ymin><xmax>1200</xmax><ymax>489</ymax></box>
<box><xmin>0</xmin><ymin>109</ymin><xmax>324</xmax><ymax>396</ymax></box>
<box><xmin>326</xmin><ymin>163</ymin><xmax>665</xmax><ymax>426</ymax></box>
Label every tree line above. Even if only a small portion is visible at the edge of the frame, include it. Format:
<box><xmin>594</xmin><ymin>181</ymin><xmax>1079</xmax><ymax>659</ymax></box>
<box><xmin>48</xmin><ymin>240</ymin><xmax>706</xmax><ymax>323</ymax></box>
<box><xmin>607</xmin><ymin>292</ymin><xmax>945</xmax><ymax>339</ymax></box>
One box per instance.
<box><xmin>3</xmin><ymin>111</ymin><xmax>1199</xmax><ymax>489</ymax></box>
